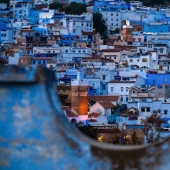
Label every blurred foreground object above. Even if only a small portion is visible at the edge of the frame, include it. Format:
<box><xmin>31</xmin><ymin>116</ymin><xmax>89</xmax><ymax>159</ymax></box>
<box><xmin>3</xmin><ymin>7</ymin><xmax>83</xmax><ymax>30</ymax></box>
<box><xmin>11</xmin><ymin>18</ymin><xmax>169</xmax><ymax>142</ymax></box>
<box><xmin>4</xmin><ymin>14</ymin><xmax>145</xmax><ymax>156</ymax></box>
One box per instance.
<box><xmin>0</xmin><ymin>66</ymin><xmax>170</xmax><ymax>170</ymax></box>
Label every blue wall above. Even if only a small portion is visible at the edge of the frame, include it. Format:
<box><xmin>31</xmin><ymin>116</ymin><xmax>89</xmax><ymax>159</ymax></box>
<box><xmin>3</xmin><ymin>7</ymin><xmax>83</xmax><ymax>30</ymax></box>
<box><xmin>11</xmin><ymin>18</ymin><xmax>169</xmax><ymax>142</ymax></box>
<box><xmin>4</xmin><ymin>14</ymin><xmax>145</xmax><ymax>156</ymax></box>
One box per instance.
<box><xmin>143</xmin><ymin>23</ymin><xmax>170</xmax><ymax>33</ymax></box>
<box><xmin>146</xmin><ymin>74</ymin><xmax>170</xmax><ymax>86</ymax></box>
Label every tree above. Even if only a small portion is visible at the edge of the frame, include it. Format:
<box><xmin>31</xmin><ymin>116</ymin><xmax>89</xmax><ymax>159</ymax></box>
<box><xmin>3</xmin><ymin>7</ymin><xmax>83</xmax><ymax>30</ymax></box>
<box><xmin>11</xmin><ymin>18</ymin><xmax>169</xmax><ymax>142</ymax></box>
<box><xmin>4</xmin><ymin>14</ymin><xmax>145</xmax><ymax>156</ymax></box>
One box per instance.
<box><xmin>63</xmin><ymin>2</ymin><xmax>87</xmax><ymax>15</ymax></box>
<box><xmin>76</xmin><ymin>124</ymin><xmax>97</xmax><ymax>140</ymax></box>
<box><xmin>131</xmin><ymin>130</ymin><xmax>139</xmax><ymax>145</ymax></box>
<box><xmin>88</xmin><ymin>99</ymin><xmax>96</xmax><ymax>106</ymax></box>
<box><xmin>111</xmin><ymin>103</ymin><xmax>120</xmax><ymax>114</ymax></box>
<box><xmin>0</xmin><ymin>0</ymin><xmax>9</xmax><ymax>7</ymax></box>
<box><xmin>49</xmin><ymin>2</ymin><xmax>63</xmax><ymax>11</ymax></box>
<box><xmin>142</xmin><ymin>114</ymin><xmax>163</xmax><ymax>144</ymax></box>
<box><xmin>109</xmin><ymin>28</ymin><xmax>120</xmax><ymax>34</ymax></box>
<box><xmin>93</xmin><ymin>12</ymin><xmax>107</xmax><ymax>35</ymax></box>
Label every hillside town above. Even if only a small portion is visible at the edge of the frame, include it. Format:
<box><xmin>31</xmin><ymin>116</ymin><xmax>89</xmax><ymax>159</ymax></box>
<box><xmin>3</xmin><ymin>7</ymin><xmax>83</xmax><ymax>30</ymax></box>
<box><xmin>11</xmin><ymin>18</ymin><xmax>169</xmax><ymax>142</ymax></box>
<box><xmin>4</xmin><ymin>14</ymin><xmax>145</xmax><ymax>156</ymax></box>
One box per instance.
<box><xmin>1</xmin><ymin>0</ymin><xmax>170</xmax><ymax>144</ymax></box>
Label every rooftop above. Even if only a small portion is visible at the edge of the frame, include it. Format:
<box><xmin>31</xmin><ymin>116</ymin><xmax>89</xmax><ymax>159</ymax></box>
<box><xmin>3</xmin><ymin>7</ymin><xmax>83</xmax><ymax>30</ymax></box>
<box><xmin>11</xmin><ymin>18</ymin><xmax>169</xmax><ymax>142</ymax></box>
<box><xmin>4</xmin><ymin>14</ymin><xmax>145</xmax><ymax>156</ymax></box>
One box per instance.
<box><xmin>88</xmin><ymin>96</ymin><xmax>119</xmax><ymax>102</ymax></box>
<box><xmin>98</xmin><ymin>102</ymin><xmax>114</xmax><ymax>108</ymax></box>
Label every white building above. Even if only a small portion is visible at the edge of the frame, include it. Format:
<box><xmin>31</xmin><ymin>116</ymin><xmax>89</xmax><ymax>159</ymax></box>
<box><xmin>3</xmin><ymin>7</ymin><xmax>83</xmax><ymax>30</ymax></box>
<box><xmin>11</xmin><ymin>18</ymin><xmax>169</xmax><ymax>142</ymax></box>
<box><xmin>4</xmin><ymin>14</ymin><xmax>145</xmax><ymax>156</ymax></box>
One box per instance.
<box><xmin>108</xmin><ymin>80</ymin><xmax>135</xmax><ymax>104</ymax></box>
<box><xmin>61</xmin><ymin>46</ymin><xmax>92</xmax><ymax>62</ymax></box>
<box><xmin>122</xmin><ymin>51</ymin><xmax>158</xmax><ymax>70</ymax></box>
<box><xmin>89</xmin><ymin>101</ymin><xmax>114</xmax><ymax>124</ymax></box>
<box><xmin>128</xmin><ymin>98</ymin><xmax>170</xmax><ymax>117</ymax></box>
<box><xmin>100</xmin><ymin>11</ymin><xmax>121</xmax><ymax>31</ymax></box>
<box><xmin>68</xmin><ymin>13</ymin><xmax>93</xmax><ymax>36</ymax></box>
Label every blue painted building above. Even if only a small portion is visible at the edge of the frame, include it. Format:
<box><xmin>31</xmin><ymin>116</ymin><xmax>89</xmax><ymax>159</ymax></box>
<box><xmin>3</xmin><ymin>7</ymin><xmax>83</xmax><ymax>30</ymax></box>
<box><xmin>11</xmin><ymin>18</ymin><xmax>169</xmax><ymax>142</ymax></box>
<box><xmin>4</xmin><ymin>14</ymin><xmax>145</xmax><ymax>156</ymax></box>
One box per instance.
<box><xmin>57</xmin><ymin>35</ymin><xmax>75</xmax><ymax>46</ymax></box>
<box><xmin>146</xmin><ymin>74</ymin><xmax>170</xmax><ymax>86</ymax></box>
<box><xmin>143</xmin><ymin>23</ymin><xmax>170</xmax><ymax>33</ymax></box>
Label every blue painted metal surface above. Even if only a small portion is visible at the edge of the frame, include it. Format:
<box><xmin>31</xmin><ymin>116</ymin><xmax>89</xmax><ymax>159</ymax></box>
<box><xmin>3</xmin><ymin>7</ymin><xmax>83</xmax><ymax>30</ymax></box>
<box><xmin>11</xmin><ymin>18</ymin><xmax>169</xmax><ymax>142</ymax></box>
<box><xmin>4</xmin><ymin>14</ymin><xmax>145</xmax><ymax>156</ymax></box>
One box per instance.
<box><xmin>1</xmin><ymin>66</ymin><xmax>170</xmax><ymax>169</ymax></box>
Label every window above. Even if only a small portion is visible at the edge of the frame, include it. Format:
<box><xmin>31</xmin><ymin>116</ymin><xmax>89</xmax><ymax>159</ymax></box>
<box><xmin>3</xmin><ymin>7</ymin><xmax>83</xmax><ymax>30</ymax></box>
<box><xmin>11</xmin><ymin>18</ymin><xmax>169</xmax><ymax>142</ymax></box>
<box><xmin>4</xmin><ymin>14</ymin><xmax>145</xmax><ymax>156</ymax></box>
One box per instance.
<box><xmin>121</xmin><ymin>87</ymin><xmax>123</xmax><ymax>92</ymax></box>
<box><xmin>146</xmin><ymin>108</ymin><xmax>150</xmax><ymax>112</ymax></box>
<box><xmin>148</xmin><ymin>44</ymin><xmax>152</xmax><ymax>48</ymax></box>
<box><xmin>121</xmin><ymin>95</ymin><xmax>123</xmax><ymax>101</ymax></box>
<box><xmin>132</xmin><ymin>90</ymin><xmax>135</xmax><ymax>93</ymax></box>
<box><xmin>164</xmin><ymin>110</ymin><xmax>168</xmax><ymax>115</ymax></box>
<box><xmin>102</xmin><ymin>75</ymin><xmax>106</xmax><ymax>80</ymax></box>
<box><xmin>65</xmin><ymin>50</ymin><xmax>68</xmax><ymax>53</ymax></box>
<box><xmin>141</xmin><ymin>108</ymin><xmax>145</xmax><ymax>112</ymax></box>
<box><xmin>111</xmin><ymin>13</ymin><xmax>113</xmax><ymax>16</ymax></box>
<box><xmin>138</xmin><ymin>38</ymin><xmax>141</xmax><ymax>42</ymax></box>
<box><xmin>73</xmin><ymin>29</ymin><xmax>76</xmax><ymax>33</ymax></box>
<box><xmin>158</xmin><ymin>85</ymin><xmax>162</xmax><ymax>89</ymax></box>
<box><xmin>137</xmin><ymin>59</ymin><xmax>139</xmax><ymax>62</ymax></box>
<box><xmin>111</xmin><ymin>87</ymin><xmax>113</xmax><ymax>92</ymax></box>
<box><xmin>126</xmin><ymin>87</ymin><xmax>128</xmax><ymax>92</ymax></box>
<box><xmin>126</xmin><ymin>96</ymin><xmax>128</xmax><ymax>102</ymax></box>
<box><xmin>160</xmin><ymin>48</ymin><xmax>164</xmax><ymax>53</ymax></box>
<box><xmin>130</xmin><ymin>59</ymin><xmax>133</xmax><ymax>62</ymax></box>
<box><xmin>94</xmin><ymin>44</ymin><xmax>97</xmax><ymax>48</ymax></box>
<box><xmin>103</xmin><ymin>84</ymin><xmax>106</xmax><ymax>89</ymax></box>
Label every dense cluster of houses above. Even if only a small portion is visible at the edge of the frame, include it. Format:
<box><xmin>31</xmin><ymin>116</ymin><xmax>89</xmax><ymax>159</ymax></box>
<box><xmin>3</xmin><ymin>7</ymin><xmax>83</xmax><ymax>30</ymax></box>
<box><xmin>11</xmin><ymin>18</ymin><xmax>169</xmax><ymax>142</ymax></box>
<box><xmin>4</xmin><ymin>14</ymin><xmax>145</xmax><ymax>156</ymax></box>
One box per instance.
<box><xmin>1</xmin><ymin>0</ymin><xmax>170</xmax><ymax>143</ymax></box>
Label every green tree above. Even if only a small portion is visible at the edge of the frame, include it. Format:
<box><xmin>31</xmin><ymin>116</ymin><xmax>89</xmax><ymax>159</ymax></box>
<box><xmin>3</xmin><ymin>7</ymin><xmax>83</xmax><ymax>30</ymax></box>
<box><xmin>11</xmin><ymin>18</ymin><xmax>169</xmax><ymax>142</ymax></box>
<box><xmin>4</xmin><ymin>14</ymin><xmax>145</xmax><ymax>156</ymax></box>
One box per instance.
<box><xmin>142</xmin><ymin>114</ymin><xmax>163</xmax><ymax>144</ymax></box>
<box><xmin>63</xmin><ymin>2</ymin><xmax>87</xmax><ymax>15</ymax></box>
<box><xmin>49</xmin><ymin>2</ymin><xmax>63</xmax><ymax>11</ymax></box>
<box><xmin>111</xmin><ymin>103</ymin><xmax>120</xmax><ymax>114</ymax></box>
<box><xmin>109</xmin><ymin>28</ymin><xmax>120</xmax><ymax>34</ymax></box>
<box><xmin>88</xmin><ymin>99</ymin><xmax>96</xmax><ymax>106</ymax></box>
<box><xmin>93</xmin><ymin>12</ymin><xmax>107</xmax><ymax>35</ymax></box>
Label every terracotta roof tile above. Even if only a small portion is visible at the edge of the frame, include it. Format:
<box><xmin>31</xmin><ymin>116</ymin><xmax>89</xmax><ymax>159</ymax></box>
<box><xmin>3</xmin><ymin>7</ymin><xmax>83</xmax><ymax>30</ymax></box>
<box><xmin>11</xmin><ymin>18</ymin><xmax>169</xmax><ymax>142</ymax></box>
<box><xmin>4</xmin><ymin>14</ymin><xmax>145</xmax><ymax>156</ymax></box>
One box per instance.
<box><xmin>88</xmin><ymin>96</ymin><xmax>119</xmax><ymax>102</ymax></box>
<box><xmin>109</xmin><ymin>80</ymin><xmax>135</xmax><ymax>83</ymax></box>
<box><xmin>31</xmin><ymin>57</ymin><xmax>53</xmax><ymax>60</ymax></box>
<box><xmin>88</xmin><ymin>112</ymin><xmax>101</xmax><ymax>118</ymax></box>
<box><xmin>88</xmin><ymin>119</ymin><xmax>97</xmax><ymax>122</ymax></box>
<box><xmin>62</xmin><ymin>106</ymin><xmax>78</xmax><ymax>117</ymax></box>
<box><xmin>98</xmin><ymin>102</ymin><xmax>114</xmax><ymax>108</ymax></box>
<box><xmin>82</xmin><ymin>31</ymin><xmax>99</xmax><ymax>35</ymax></box>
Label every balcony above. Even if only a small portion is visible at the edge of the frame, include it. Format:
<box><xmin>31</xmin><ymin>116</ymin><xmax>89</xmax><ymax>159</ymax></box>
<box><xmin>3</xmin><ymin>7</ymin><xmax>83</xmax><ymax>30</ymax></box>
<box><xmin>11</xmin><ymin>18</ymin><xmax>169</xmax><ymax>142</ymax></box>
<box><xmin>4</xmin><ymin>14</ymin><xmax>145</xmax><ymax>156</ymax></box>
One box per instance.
<box><xmin>1</xmin><ymin>66</ymin><xmax>170</xmax><ymax>169</ymax></box>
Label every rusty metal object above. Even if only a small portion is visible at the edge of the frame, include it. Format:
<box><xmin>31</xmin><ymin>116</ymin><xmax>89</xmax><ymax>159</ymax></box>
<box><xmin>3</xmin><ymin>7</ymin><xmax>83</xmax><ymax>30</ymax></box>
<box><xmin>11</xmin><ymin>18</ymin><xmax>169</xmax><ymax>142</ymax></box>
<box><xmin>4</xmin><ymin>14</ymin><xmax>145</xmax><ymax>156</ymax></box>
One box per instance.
<box><xmin>0</xmin><ymin>66</ymin><xmax>170</xmax><ymax>170</ymax></box>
